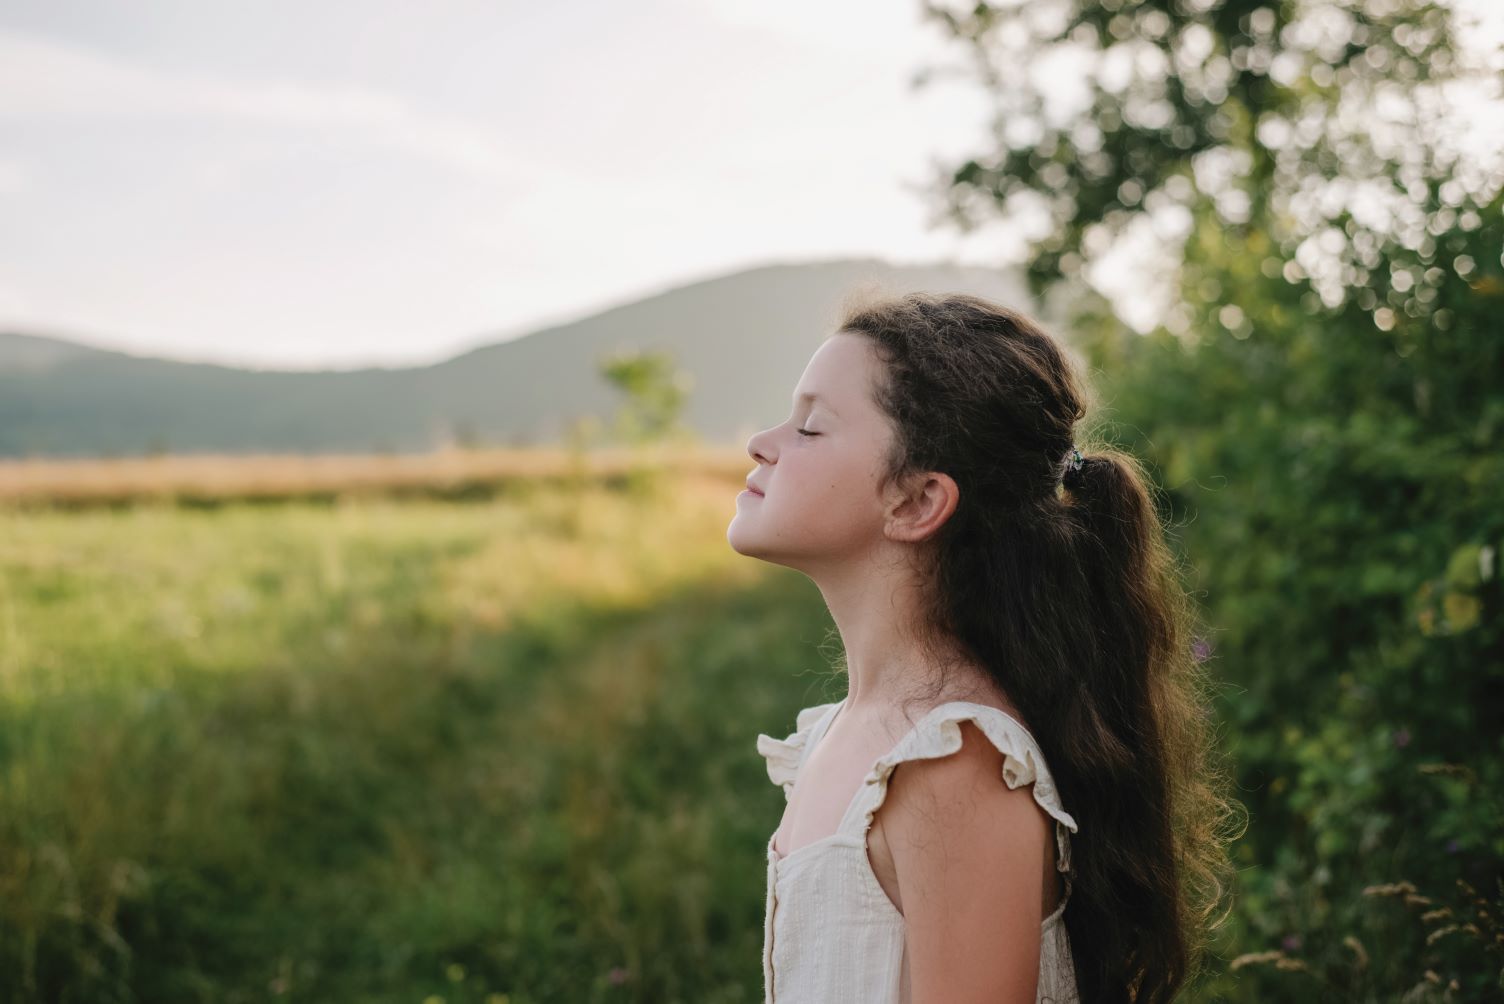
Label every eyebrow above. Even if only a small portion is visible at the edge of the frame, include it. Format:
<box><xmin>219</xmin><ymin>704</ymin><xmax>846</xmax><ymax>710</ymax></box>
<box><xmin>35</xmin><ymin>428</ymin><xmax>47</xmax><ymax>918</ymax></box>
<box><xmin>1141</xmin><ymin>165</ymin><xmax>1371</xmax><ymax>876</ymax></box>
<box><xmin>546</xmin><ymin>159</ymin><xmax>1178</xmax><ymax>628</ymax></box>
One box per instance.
<box><xmin>793</xmin><ymin>391</ymin><xmax>837</xmax><ymax>415</ymax></box>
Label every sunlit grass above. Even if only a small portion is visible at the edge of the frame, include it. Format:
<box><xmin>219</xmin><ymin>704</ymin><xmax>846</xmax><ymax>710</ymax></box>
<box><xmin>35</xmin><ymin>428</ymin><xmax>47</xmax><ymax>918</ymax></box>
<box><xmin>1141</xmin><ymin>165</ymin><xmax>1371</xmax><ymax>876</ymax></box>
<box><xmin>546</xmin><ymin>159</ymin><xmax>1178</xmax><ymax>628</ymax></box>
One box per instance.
<box><xmin>0</xmin><ymin>465</ymin><xmax>840</xmax><ymax>1003</ymax></box>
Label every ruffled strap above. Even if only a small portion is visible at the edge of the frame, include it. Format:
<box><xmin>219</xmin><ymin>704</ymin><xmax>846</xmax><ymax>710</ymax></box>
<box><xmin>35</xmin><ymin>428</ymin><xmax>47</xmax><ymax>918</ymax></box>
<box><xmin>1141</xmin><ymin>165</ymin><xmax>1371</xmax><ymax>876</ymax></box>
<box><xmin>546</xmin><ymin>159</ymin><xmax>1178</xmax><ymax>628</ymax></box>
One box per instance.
<box><xmin>755</xmin><ymin>701</ymin><xmax>841</xmax><ymax>800</ymax></box>
<box><xmin>842</xmin><ymin>702</ymin><xmax>1080</xmax><ymax>876</ymax></box>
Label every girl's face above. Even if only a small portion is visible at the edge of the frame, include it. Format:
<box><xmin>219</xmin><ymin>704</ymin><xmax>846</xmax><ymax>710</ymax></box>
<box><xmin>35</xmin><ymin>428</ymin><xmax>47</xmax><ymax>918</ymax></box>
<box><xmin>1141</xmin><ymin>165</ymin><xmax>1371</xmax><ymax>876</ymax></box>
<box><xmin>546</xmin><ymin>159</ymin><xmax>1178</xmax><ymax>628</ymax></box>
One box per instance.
<box><xmin>728</xmin><ymin>332</ymin><xmax>898</xmax><ymax>572</ymax></box>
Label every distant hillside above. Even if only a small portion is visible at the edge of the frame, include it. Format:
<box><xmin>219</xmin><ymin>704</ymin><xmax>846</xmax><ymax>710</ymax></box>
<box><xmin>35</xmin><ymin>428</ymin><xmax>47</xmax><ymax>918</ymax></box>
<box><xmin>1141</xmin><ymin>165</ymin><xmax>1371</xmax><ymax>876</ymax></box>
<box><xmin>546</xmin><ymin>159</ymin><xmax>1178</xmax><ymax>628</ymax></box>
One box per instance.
<box><xmin>0</xmin><ymin>258</ymin><xmax>1038</xmax><ymax>458</ymax></box>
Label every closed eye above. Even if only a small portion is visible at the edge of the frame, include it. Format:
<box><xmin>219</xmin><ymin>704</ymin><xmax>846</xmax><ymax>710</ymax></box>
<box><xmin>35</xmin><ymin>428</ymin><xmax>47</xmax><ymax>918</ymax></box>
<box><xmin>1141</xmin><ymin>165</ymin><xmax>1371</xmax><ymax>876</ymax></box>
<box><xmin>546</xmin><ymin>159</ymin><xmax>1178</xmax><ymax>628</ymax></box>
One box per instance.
<box><xmin>796</xmin><ymin>428</ymin><xmax>818</xmax><ymax>437</ymax></box>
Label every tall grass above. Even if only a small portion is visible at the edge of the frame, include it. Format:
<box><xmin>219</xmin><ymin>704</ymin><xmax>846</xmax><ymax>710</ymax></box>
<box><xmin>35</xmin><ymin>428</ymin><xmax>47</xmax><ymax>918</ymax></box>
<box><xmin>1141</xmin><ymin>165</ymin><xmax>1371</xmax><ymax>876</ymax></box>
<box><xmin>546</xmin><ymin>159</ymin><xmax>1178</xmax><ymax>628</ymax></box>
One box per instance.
<box><xmin>0</xmin><ymin>467</ymin><xmax>839</xmax><ymax>1003</ymax></box>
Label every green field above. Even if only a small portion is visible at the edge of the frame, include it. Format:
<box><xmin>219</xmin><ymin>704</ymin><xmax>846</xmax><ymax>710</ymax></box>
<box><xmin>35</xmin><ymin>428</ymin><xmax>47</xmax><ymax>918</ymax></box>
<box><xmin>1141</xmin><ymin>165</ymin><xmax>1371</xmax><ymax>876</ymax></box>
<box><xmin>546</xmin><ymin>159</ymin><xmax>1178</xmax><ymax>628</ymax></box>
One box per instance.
<box><xmin>3</xmin><ymin>457</ymin><xmax>1498</xmax><ymax>1003</ymax></box>
<box><xmin>0</xmin><ymin>473</ymin><xmax>850</xmax><ymax>1004</ymax></box>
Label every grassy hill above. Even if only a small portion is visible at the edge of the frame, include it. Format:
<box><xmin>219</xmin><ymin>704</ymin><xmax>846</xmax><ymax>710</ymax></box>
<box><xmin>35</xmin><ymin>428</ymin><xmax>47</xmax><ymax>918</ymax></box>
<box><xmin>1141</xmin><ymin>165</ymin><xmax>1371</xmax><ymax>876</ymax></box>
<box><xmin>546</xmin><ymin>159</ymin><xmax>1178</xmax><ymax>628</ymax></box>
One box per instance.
<box><xmin>0</xmin><ymin>258</ymin><xmax>1032</xmax><ymax>459</ymax></box>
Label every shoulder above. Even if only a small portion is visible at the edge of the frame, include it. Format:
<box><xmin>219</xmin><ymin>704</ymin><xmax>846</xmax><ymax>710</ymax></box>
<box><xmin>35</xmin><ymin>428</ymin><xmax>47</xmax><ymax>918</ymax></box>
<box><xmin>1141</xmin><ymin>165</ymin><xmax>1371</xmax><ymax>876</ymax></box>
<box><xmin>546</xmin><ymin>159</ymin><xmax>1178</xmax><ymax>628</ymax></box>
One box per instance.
<box><xmin>881</xmin><ymin>717</ymin><xmax>1048</xmax><ymax>835</ymax></box>
<box><xmin>878</xmin><ymin>719</ymin><xmax>1053</xmax><ymax>998</ymax></box>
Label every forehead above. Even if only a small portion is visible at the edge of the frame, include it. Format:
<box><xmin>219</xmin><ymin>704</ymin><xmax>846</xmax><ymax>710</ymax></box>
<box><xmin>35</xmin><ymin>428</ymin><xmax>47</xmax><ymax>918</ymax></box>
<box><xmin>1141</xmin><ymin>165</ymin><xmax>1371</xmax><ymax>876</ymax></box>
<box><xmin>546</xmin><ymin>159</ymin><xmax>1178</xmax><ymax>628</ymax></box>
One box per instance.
<box><xmin>794</xmin><ymin>333</ymin><xmax>875</xmax><ymax>401</ymax></box>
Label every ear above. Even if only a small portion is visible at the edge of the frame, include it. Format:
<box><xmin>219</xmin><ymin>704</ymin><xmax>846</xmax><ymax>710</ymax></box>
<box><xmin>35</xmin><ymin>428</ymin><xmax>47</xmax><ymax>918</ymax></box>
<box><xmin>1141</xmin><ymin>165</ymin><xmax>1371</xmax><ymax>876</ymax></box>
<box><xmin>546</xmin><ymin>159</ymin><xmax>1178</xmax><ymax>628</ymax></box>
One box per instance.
<box><xmin>884</xmin><ymin>470</ymin><xmax>959</xmax><ymax>543</ymax></box>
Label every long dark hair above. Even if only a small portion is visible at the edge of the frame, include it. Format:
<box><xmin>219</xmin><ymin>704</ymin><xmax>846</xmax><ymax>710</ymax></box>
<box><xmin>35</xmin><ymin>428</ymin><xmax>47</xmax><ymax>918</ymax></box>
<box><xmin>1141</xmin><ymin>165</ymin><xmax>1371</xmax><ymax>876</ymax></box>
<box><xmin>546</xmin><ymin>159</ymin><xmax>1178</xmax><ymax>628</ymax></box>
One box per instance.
<box><xmin>835</xmin><ymin>288</ymin><xmax>1241</xmax><ymax>1003</ymax></box>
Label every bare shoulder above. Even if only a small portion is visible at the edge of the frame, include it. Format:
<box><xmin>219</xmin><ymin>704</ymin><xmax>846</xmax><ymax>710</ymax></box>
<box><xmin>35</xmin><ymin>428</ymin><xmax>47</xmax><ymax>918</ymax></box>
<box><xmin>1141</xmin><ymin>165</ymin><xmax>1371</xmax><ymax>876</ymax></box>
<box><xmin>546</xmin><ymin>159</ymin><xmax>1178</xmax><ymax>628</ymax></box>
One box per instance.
<box><xmin>878</xmin><ymin>718</ymin><xmax>1051</xmax><ymax>1000</ymax></box>
<box><xmin>881</xmin><ymin>718</ymin><xmax>1045</xmax><ymax>840</ymax></box>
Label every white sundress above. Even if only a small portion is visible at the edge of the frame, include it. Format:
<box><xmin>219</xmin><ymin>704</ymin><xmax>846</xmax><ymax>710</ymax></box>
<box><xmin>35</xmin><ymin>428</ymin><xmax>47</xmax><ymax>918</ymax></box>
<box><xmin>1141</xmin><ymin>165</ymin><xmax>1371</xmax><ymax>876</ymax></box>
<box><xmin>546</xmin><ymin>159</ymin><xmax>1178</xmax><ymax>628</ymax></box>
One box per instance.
<box><xmin>755</xmin><ymin>698</ymin><xmax>1081</xmax><ymax>1004</ymax></box>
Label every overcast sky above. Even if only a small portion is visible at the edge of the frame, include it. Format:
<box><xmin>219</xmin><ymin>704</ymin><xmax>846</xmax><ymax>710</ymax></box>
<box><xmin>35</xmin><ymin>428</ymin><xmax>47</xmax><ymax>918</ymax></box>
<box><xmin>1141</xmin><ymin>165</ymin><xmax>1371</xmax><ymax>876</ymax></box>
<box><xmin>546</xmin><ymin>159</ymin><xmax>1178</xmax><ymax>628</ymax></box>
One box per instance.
<box><xmin>1</xmin><ymin>1</ymin><xmax>1497</xmax><ymax>372</ymax></box>
<box><xmin>0</xmin><ymin>0</ymin><xmax>1039</xmax><ymax>371</ymax></box>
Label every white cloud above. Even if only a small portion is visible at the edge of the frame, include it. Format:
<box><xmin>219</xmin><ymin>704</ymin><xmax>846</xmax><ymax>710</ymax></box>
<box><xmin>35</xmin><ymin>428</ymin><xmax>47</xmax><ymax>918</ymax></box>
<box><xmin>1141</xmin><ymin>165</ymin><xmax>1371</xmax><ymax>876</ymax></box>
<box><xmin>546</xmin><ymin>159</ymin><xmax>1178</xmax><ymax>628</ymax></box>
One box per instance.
<box><xmin>668</xmin><ymin>0</ymin><xmax>920</xmax><ymax>52</ymax></box>
<box><xmin>0</xmin><ymin>28</ymin><xmax>541</xmax><ymax>185</ymax></box>
<box><xmin>0</xmin><ymin>5</ymin><xmax>1141</xmax><ymax>368</ymax></box>
<box><xmin>0</xmin><ymin>280</ymin><xmax>31</xmax><ymax>316</ymax></box>
<box><xmin>0</xmin><ymin>156</ymin><xmax>28</xmax><ymax>194</ymax></box>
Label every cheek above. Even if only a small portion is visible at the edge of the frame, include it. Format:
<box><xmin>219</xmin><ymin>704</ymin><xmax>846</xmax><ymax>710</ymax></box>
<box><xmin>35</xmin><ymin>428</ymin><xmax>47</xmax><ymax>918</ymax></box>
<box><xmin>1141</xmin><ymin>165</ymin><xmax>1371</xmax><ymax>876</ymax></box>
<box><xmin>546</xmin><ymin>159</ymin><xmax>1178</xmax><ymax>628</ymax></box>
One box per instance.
<box><xmin>777</xmin><ymin>450</ymin><xmax>882</xmax><ymax>526</ymax></box>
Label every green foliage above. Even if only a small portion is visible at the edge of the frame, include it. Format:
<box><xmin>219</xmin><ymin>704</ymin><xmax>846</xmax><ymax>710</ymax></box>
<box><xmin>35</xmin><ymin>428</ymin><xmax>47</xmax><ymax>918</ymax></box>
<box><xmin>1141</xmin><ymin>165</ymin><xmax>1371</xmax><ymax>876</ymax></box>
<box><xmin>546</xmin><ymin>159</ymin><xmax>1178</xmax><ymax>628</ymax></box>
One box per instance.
<box><xmin>0</xmin><ymin>484</ymin><xmax>825</xmax><ymax>1003</ymax></box>
<box><xmin>922</xmin><ymin>0</ymin><xmax>1503</xmax><ymax>997</ymax></box>
<box><xmin>598</xmin><ymin>348</ymin><xmax>695</xmax><ymax>447</ymax></box>
<box><xmin>1085</xmin><ymin>197</ymin><xmax>1504</xmax><ymax>1001</ymax></box>
<box><xmin>596</xmin><ymin>347</ymin><xmax>701</xmax><ymax>501</ymax></box>
<box><xmin>921</xmin><ymin>0</ymin><xmax>1485</xmax><ymax>306</ymax></box>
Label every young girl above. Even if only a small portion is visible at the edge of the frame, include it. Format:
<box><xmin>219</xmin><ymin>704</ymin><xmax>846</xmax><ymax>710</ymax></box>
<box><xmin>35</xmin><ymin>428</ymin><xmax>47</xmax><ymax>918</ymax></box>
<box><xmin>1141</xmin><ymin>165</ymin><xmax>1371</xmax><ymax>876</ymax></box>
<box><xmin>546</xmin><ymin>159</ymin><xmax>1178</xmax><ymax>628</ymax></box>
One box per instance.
<box><xmin>728</xmin><ymin>292</ymin><xmax>1236</xmax><ymax>1003</ymax></box>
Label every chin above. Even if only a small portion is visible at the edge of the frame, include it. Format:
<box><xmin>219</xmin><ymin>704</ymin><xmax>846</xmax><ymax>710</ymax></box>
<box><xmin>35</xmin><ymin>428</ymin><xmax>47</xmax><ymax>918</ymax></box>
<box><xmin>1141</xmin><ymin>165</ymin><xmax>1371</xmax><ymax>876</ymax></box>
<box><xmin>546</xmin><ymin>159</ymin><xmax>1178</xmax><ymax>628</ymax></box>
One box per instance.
<box><xmin>726</xmin><ymin>521</ymin><xmax>755</xmax><ymax>556</ymax></box>
<box><xmin>726</xmin><ymin>521</ymin><xmax>778</xmax><ymax>562</ymax></box>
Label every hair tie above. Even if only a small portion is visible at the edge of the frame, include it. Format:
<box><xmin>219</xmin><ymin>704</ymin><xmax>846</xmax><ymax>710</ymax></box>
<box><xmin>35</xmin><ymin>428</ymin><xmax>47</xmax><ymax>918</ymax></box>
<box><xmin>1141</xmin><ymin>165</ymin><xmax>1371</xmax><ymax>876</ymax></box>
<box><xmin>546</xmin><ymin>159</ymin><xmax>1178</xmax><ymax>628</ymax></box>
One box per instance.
<box><xmin>1058</xmin><ymin>441</ymin><xmax>1082</xmax><ymax>486</ymax></box>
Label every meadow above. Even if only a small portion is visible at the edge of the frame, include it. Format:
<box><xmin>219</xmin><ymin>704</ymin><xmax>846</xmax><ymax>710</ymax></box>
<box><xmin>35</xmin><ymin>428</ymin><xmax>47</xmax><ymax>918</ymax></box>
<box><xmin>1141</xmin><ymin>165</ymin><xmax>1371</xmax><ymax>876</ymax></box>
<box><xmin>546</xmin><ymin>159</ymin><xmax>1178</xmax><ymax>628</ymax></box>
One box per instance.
<box><xmin>4</xmin><ymin>1</ymin><xmax>1499</xmax><ymax>999</ymax></box>
<box><xmin>0</xmin><ymin>452</ymin><xmax>849</xmax><ymax>1003</ymax></box>
<box><xmin>2</xmin><ymin>444</ymin><xmax>1497</xmax><ymax>1002</ymax></box>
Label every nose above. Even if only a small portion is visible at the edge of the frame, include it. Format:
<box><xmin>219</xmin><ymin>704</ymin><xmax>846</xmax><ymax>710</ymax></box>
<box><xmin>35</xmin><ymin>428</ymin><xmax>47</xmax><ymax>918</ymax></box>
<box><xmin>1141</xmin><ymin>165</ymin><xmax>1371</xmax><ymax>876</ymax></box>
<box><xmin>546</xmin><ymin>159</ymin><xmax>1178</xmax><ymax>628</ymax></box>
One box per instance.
<box><xmin>746</xmin><ymin>428</ymin><xmax>772</xmax><ymax>465</ymax></box>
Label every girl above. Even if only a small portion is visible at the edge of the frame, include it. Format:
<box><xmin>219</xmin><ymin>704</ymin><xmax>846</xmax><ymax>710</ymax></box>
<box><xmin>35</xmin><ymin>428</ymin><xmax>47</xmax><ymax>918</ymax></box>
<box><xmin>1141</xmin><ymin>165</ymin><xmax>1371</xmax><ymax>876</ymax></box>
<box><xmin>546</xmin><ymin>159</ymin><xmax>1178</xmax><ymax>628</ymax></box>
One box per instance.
<box><xmin>728</xmin><ymin>291</ymin><xmax>1237</xmax><ymax>1003</ymax></box>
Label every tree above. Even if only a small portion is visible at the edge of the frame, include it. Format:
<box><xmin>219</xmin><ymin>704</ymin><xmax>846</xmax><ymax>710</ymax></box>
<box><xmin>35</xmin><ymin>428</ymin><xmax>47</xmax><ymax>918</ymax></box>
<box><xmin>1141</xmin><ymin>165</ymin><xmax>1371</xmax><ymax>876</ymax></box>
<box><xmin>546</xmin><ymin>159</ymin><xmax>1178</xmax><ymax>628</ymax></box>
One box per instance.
<box><xmin>916</xmin><ymin>0</ymin><xmax>1500</xmax><ymax>322</ymax></box>
<box><xmin>598</xmin><ymin>347</ymin><xmax>695</xmax><ymax>447</ymax></box>
<box><xmin>917</xmin><ymin>1</ymin><xmax>1503</xmax><ymax>998</ymax></box>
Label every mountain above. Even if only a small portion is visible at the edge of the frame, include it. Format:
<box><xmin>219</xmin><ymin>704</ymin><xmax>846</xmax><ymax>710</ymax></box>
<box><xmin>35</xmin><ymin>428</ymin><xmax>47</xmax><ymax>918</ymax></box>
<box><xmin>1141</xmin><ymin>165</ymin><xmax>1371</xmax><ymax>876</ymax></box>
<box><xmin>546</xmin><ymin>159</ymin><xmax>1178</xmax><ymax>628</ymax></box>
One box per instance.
<box><xmin>0</xmin><ymin>257</ymin><xmax>1036</xmax><ymax>458</ymax></box>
